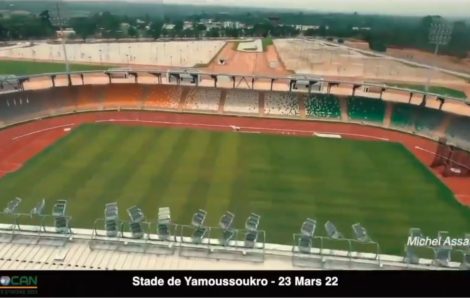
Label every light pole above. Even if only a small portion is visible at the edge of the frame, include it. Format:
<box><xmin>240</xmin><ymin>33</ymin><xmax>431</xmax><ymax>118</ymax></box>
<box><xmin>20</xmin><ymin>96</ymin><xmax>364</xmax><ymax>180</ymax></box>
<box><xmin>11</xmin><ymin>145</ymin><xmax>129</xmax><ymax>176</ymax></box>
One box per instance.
<box><xmin>56</xmin><ymin>1</ymin><xmax>71</xmax><ymax>85</ymax></box>
<box><xmin>425</xmin><ymin>20</ymin><xmax>453</xmax><ymax>93</ymax></box>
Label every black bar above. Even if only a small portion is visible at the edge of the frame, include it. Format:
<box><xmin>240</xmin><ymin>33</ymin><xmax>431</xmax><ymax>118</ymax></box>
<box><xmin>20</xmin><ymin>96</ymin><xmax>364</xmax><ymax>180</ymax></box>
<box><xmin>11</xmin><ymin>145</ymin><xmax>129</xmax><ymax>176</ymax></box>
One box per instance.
<box><xmin>0</xmin><ymin>270</ymin><xmax>468</xmax><ymax>297</ymax></box>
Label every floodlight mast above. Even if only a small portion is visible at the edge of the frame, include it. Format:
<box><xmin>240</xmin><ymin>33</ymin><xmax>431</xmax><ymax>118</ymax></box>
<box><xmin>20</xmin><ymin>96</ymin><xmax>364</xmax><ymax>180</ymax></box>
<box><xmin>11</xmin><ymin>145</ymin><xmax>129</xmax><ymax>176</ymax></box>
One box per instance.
<box><xmin>425</xmin><ymin>20</ymin><xmax>453</xmax><ymax>93</ymax></box>
<box><xmin>56</xmin><ymin>1</ymin><xmax>71</xmax><ymax>86</ymax></box>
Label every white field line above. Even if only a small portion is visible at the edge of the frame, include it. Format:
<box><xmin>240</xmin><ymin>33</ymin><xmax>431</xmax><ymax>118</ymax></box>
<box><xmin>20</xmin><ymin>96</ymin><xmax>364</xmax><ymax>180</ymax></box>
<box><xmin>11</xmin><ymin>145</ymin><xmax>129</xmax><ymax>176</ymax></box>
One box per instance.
<box><xmin>415</xmin><ymin>146</ymin><xmax>470</xmax><ymax>170</ymax></box>
<box><xmin>95</xmin><ymin>119</ymin><xmax>388</xmax><ymax>140</ymax></box>
<box><xmin>414</xmin><ymin>146</ymin><xmax>437</xmax><ymax>155</ymax></box>
<box><xmin>314</xmin><ymin>132</ymin><xmax>342</xmax><ymax>139</ymax></box>
<box><xmin>12</xmin><ymin>123</ymin><xmax>75</xmax><ymax>140</ymax></box>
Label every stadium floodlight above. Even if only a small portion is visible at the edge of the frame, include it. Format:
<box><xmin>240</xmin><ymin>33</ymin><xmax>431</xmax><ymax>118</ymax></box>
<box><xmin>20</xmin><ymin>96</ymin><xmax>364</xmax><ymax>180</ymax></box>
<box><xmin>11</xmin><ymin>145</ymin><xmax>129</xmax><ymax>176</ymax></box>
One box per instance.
<box><xmin>127</xmin><ymin>206</ymin><xmax>145</xmax><ymax>223</ymax></box>
<box><xmin>324</xmin><ymin>220</ymin><xmax>343</xmax><ymax>239</ymax></box>
<box><xmin>191</xmin><ymin>209</ymin><xmax>207</xmax><ymax>228</ymax></box>
<box><xmin>218</xmin><ymin>211</ymin><xmax>235</xmax><ymax>230</ymax></box>
<box><xmin>190</xmin><ymin>209</ymin><xmax>208</xmax><ymax>244</ymax></box>
<box><xmin>294</xmin><ymin>218</ymin><xmax>317</xmax><ymax>254</ymax></box>
<box><xmin>433</xmin><ymin>231</ymin><xmax>452</xmax><ymax>267</ymax></box>
<box><xmin>219</xmin><ymin>211</ymin><xmax>236</xmax><ymax>246</ymax></box>
<box><xmin>425</xmin><ymin>20</ymin><xmax>453</xmax><ymax>93</ymax></box>
<box><xmin>157</xmin><ymin>207</ymin><xmax>172</xmax><ymax>239</ymax></box>
<box><xmin>245</xmin><ymin>213</ymin><xmax>261</xmax><ymax>231</ymax></box>
<box><xmin>104</xmin><ymin>202</ymin><xmax>120</xmax><ymax>238</ymax></box>
<box><xmin>461</xmin><ymin>234</ymin><xmax>470</xmax><ymax>269</ymax></box>
<box><xmin>244</xmin><ymin>213</ymin><xmax>262</xmax><ymax>248</ymax></box>
<box><xmin>3</xmin><ymin>197</ymin><xmax>22</xmax><ymax>214</ymax></box>
<box><xmin>55</xmin><ymin>1</ymin><xmax>71</xmax><ymax>85</ymax></box>
<box><xmin>52</xmin><ymin>200</ymin><xmax>67</xmax><ymax>217</ymax></box>
<box><xmin>352</xmin><ymin>223</ymin><xmax>371</xmax><ymax>243</ymax></box>
<box><xmin>301</xmin><ymin>218</ymin><xmax>316</xmax><ymax>237</ymax></box>
<box><xmin>30</xmin><ymin>199</ymin><xmax>46</xmax><ymax>216</ymax></box>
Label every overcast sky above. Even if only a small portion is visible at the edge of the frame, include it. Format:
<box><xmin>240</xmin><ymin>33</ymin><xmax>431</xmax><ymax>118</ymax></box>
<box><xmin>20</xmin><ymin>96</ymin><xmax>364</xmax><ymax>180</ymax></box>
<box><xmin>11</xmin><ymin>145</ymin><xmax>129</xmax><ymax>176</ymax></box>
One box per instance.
<box><xmin>61</xmin><ymin>0</ymin><xmax>470</xmax><ymax>17</ymax></box>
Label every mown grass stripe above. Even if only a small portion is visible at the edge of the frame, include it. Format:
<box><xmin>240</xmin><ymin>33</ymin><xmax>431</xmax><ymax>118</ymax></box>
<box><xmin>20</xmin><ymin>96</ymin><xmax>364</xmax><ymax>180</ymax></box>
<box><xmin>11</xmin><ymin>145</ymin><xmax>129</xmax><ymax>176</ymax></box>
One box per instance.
<box><xmin>203</xmin><ymin>133</ymin><xmax>240</xmax><ymax>226</ymax></box>
<box><xmin>181</xmin><ymin>132</ymin><xmax>224</xmax><ymax>226</ymax></box>
<box><xmin>158</xmin><ymin>130</ymin><xmax>213</xmax><ymax>224</ymax></box>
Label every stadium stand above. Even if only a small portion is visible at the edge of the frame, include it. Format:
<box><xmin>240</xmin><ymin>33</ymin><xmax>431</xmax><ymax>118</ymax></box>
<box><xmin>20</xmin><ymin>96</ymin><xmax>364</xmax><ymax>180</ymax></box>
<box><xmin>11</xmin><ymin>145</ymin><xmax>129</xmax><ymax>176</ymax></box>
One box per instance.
<box><xmin>144</xmin><ymin>85</ymin><xmax>182</xmax><ymax>110</ymax></box>
<box><xmin>446</xmin><ymin>116</ymin><xmax>470</xmax><ymax>150</ymax></box>
<box><xmin>0</xmin><ymin>90</ymin><xmax>49</xmax><ymax>124</ymax></box>
<box><xmin>76</xmin><ymin>85</ymin><xmax>105</xmax><ymax>111</ymax></box>
<box><xmin>224</xmin><ymin>90</ymin><xmax>259</xmax><ymax>114</ymax></box>
<box><xmin>347</xmin><ymin>96</ymin><xmax>386</xmax><ymax>123</ymax></box>
<box><xmin>46</xmin><ymin>87</ymin><xmax>78</xmax><ymax>114</ymax></box>
<box><xmin>184</xmin><ymin>87</ymin><xmax>221</xmax><ymax>112</ymax></box>
<box><xmin>305</xmin><ymin>94</ymin><xmax>341</xmax><ymax>119</ymax></box>
<box><xmin>391</xmin><ymin>103</ymin><xmax>416</xmax><ymax>128</ymax></box>
<box><xmin>264</xmin><ymin>92</ymin><xmax>300</xmax><ymax>117</ymax></box>
<box><xmin>390</xmin><ymin>103</ymin><xmax>445</xmax><ymax>137</ymax></box>
<box><xmin>103</xmin><ymin>84</ymin><xmax>144</xmax><ymax>109</ymax></box>
<box><xmin>414</xmin><ymin>107</ymin><xmax>445</xmax><ymax>136</ymax></box>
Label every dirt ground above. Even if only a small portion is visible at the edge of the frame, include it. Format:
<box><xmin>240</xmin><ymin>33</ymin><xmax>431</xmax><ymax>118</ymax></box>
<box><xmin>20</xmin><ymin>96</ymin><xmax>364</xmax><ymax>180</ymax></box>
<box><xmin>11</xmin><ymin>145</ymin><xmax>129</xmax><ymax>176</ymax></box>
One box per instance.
<box><xmin>346</xmin><ymin>40</ymin><xmax>470</xmax><ymax>76</ymax></box>
<box><xmin>276</xmin><ymin>39</ymin><xmax>470</xmax><ymax>99</ymax></box>
<box><xmin>203</xmin><ymin>42</ymin><xmax>291</xmax><ymax>76</ymax></box>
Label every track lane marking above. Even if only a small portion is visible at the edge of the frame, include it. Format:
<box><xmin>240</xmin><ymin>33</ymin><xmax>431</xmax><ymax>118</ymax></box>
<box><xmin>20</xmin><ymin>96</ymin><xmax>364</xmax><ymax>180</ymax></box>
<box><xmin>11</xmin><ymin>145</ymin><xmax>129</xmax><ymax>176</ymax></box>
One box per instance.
<box><xmin>12</xmin><ymin>123</ymin><xmax>75</xmax><ymax>140</ymax></box>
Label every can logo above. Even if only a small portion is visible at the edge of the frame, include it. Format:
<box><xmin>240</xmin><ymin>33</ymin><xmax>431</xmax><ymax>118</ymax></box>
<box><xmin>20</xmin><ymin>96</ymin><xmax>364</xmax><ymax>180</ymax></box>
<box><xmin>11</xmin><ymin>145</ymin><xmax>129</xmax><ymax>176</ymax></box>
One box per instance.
<box><xmin>0</xmin><ymin>276</ymin><xmax>10</xmax><ymax>286</ymax></box>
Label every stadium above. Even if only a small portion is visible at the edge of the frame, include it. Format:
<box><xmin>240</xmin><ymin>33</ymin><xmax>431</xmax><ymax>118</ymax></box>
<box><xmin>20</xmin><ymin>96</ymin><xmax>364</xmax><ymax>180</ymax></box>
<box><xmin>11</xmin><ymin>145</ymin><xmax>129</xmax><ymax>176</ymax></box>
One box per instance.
<box><xmin>0</xmin><ymin>37</ymin><xmax>469</xmax><ymax>271</ymax></box>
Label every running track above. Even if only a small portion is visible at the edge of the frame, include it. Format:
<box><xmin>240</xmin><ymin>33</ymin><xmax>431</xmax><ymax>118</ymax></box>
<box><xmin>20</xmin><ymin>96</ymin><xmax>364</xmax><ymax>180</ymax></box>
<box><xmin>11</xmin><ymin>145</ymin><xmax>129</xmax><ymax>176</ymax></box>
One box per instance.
<box><xmin>0</xmin><ymin>111</ymin><xmax>469</xmax><ymax>206</ymax></box>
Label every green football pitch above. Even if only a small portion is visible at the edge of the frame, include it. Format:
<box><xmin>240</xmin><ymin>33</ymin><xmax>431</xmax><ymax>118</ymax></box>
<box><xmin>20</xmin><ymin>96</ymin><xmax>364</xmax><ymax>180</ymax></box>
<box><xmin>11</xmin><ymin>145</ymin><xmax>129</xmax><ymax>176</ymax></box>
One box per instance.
<box><xmin>0</xmin><ymin>123</ymin><xmax>469</xmax><ymax>255</ymax></box>
<box><xmin>0</xmin><ymin>60</ymin><xmax>110</xmax><ymax>76</ymax></box>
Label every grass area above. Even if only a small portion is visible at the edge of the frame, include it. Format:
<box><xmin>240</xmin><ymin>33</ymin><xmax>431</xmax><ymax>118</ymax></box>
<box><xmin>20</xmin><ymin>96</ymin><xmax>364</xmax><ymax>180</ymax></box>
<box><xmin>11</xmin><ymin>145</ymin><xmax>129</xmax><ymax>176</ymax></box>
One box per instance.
<box><xmin>0</xmin><ymin>60</ymin><xmax>111</xmax><ymax>76</ymax></box>
<box><xmin>388</xmin><ymin>83</ymin><xmax>468</xmax><ymax>100</ymax></box>
<box><xmin>262</xmin><ymin>37</ymin><xmax>273</xmax><ymax>52</ymax></box>
<box><xmin>0</xmin><ymin>124</ymin><xmax>469</xmax><ymax>255</ymax></box>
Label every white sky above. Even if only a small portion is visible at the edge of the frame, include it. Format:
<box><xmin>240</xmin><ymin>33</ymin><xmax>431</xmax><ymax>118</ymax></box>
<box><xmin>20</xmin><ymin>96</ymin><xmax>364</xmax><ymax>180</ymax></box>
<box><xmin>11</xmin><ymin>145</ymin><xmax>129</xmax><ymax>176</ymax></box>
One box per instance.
<box><xmin>62</xmin><ymin>0</ymin><xmax>470</xmax><ymax>17</ymax></box>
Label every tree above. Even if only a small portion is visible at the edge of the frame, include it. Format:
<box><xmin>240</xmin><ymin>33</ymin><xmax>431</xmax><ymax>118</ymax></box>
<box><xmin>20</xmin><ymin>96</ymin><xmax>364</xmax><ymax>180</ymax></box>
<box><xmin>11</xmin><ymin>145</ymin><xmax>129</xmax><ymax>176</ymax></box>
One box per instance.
<box><xmin>39</xmin><ymin>10</ymin><xmax>52</xmax><ymax>28</ymax></box>
<box><xmin>206</xmin><ymin>27</ymin><xmax>220</xmax><ymax>38</ymax></box>
<box><xmin>0</xmin><ymin>23</ymin><xmax>6</xmax><ymax>41</ymax></box>
<box><xmin>70</xmin><ymin>17</ymin><xmax>96</xmax><ymax>41</ymax></box>
<box><xmin>149</xmin><ymin>21</ymin><xmax>163</xmax><ymax>39</ymax></box>
<box><xmin>447</xmin><ymin>21</ymin><xmax>469</xmax><ymax>58</ymax></box>
<box><xmin>367</xmin><ymin>35</ymin><xmax>387</xmax><ymax>52</ymax></box>
<box><xmin>224</xmin><ymin>28</ymin><xmax>240</xmax><ymax>38</ymax></box>
<box><xmin>128</xmin><ymin>26</ymin><xmax>138</xmax><ymax>38</ymax></box>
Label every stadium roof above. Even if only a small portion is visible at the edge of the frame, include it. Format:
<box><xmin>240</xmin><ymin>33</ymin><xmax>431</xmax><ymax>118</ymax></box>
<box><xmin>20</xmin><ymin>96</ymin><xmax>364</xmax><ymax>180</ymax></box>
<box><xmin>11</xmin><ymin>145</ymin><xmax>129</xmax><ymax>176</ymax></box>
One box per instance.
<box><xmin>0</xmin><ymin>226</ymin><xmax>461</xmax><ymax>270</ymax></box>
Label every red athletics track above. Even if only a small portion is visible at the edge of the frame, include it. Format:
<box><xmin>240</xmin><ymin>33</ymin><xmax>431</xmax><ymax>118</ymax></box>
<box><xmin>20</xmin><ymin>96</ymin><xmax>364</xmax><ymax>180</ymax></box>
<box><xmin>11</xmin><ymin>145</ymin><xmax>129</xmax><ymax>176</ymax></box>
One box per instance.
<box><xmin>1</xmin><ymin>110</ymin><xmax>469</xmax><ymax>206</ymax></box>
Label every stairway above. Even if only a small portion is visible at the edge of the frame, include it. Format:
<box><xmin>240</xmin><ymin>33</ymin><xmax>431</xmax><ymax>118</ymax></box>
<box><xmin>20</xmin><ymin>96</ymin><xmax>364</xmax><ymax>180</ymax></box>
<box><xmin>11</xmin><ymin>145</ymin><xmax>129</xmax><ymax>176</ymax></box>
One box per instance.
<box><xmin>339</xmin><ymin>97</ymin><xmax>349</xmax><ymax>121</ymax></box>
<box><xmin>298</xmin><ymin>94</ymin><xmax>306</xmax><ymax>118</ymax></box>
<box><xmin>259</xmin><ymin>92</ymin><xmax>265</xmax><ymax>117</ymax></box>
<box><xmin>218</xmin><ymin>90</ymin><xmax>227</xmax><ymax>114</ymax></box>
<box><xmin>436</xmin><ymin>114</ymin><xmax>452</xmax><ymax>138</ymax></box>
<box><xmin>383</xmin><ymin>101</ymin><xmax>394</xmax><ymax>128</ymax></box>
<box><xmin>178</xmin><ymin>87</ymin><xmax>191</xmax><ymax>112</ymax></box>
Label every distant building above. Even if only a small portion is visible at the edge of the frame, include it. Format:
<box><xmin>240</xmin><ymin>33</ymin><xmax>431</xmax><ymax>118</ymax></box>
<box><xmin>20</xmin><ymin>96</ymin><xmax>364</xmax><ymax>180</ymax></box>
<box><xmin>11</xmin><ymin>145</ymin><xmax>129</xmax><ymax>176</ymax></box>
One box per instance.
<box><xmin>120</xmin><ymin>23</ymin><xmax>131</xmax><ymax>35</ymax></box>
<box><xmin>222</xmin><ymin>21</ymin><xmax>245</xmax><ymax>29</ymax></box>
<box><xmin>268</xmin><ymin>16</ymin><xmax>281</xmax><ymax>26</ymax></box>
<box><xmin>352</xmin><ymin>26</ymin><xmax>371</xmax><ymax>31</ymax></box>
<box><xmin>183</xmin><ymin>21</ymin><xmax>193</xmax><ymax>30</ymax></box>
<box><xmin>223</xmin><ymin>21</ymin><xmax>234</xmax><ymax>29</ymax></box>
<box><xmin>162</xmin><ymin>24</ymin><xmax>176</xmax><ymax>30</ymax></box>
<box><xmin>295</xmin><ymin>25</ymin><xmax>320</xmax><ymax>31</ymax></box>
<box><xmin>56</xmin><ymin>28</ymin><xmax>76</xmax><ymax>38</ymax></box>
